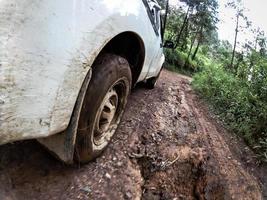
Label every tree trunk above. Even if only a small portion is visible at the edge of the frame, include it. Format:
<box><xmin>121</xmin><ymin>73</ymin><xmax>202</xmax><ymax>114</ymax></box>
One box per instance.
<box><xmin>174</xmin><ymin>6</ymin><xmax>190</xmax><ymax>49</ymax></box>
<box><xmin>192</xmin><ymin>40</ymin><xmax>200</xmax><ymax>60</ymax></box>
<box><xmin>162</xmin><ymin>0</ymin><xmax>169</xmax><ymax>40</ymax></box>
<box><xmin>184</xmin><ymin>32</ymin><xmax>197</xmax><ymax>68</ymax></box>
<box><xmin>180</xmin><ymin>17</ymin><xmax>190</xmax><ymax>51</ymax></box>
<box><xmin>230</xmin><ymin>13</ymin><xmax>239</xmax><ymax>70</ymax></box>
<box><xmin>192</xmin><ymin>26</ymin><xmax>203</xmax><ymax>60</ymax></box>
<box><xmin>254</xmin><ymin>37</ymin><xmax>258</xmax><ymax>52</ymax></box>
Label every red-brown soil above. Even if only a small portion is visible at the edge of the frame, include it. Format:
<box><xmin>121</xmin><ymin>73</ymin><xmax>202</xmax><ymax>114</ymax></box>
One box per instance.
<box><xmin>0</xmin><ymin>70</ymin><xmax>265</xmax><ymax>200</ymax></box>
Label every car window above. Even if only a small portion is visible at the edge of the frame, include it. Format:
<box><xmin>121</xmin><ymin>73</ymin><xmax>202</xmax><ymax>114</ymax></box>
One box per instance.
<box><xmin>142</xmin><ymin>0</ymin><xmax>160</xmax><ymax>36</ymax></box>
<box><xmin>155</xmin><ymin>8</ymin><xmax>161</xmax><ymax>32</ymax></box>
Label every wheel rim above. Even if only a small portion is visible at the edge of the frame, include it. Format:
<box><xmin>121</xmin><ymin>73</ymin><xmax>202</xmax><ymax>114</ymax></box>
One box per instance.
<box><xmin>93</xmin><ymin>82</ymin><xmax>125</xmax><ymax>147</ymax></box>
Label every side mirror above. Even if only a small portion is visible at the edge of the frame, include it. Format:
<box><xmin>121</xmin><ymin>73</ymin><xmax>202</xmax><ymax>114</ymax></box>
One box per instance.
<box><xmin>163</xmin><ymin>40</ymin><xmax>175</xmax><ymax>49</ymax></box>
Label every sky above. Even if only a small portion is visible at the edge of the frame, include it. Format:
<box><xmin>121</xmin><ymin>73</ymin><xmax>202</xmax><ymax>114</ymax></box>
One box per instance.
<box><xmin>218</xmin><ymin>0</ymin><xmax>267</xmax><ymax>46</ymax></box>
<box><xmin>169</xmin><ymin>0</ymin><xmax>267</xmax><ymax>48</ymax></box>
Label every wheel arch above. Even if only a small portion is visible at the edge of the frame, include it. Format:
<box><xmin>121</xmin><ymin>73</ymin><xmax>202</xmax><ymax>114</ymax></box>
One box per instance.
<box><xmin>39</xmin><ymin>31</ymin><xmax>146</xmax><ymax>163</ymax></box>
<box><xmin>95</xmin><ymin>31</ymin><xmax>146</xmax><ymax>86</ymax></box>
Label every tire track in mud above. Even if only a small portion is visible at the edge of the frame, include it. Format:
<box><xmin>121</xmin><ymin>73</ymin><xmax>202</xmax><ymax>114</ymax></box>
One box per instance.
<box><xmin>129</xmin><ymin>77</ymin><xmax>229</xmax><ymax>200</ymax></box>
<box><xmin>178</xmin><ymin>78</ymin><xmax>262</xmax><ymax>200</ymax></box>
<box><xmin>0</xmin><ymin>70</ymin><xmax>264</xmax><ymax>200</ymax></box>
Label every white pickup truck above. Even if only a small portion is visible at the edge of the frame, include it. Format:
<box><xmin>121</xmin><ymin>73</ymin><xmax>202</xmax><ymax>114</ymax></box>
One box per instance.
<box><xmin>0</xmin><ymin>0</ymin><xmax>172</xmax><ymax>163</ymax></box>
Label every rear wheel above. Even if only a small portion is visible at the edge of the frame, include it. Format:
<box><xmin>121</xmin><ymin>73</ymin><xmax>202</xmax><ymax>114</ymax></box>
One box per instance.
<box><xmin>145</xmin><ymin>67</ymin><xmax>163</xmax><ymax>89</ymax></box>
<box><xmin>75</xmin><ymin>54</ymin><xmax>131</xmax><ymax>163</ymax></box>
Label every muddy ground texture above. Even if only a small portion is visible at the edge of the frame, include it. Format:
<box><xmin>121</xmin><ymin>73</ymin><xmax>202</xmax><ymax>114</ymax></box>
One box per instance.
<box><xmin>0</xmin><ymin>70</ymin><xmax>266</xmax><ymax>200</ymax></box>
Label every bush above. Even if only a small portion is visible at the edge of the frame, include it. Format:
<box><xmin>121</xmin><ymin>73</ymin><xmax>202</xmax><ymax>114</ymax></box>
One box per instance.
<box><xmin>164</xmin><ymin>49</ymin><xmax>185</xmax><ymax>66</ymax></box>
<box><xmin>192</xmin><ymin>64</ymin><xmax>267</xmax><ymax>161</ymax></box>
<box><xmin>164</xmin><ymin>49</ymin><xmax>200</xmax><ymax>74</ymax></box>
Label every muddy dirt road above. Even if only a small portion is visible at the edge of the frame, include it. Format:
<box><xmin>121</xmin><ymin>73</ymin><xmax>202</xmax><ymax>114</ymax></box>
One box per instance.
<box><xmin>0</xmin><ymin>70</ymin><xmax>266</xmax><ymax>200</ymax></box>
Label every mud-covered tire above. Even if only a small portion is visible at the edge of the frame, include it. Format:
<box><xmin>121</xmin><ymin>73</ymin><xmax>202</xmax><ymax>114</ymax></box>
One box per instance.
<box><xmin>75</xmin><ymin>54</ymin><xmax>131</xmax><ymax>163</ymax></box>
<box><xmin>145</xmin><ymin>67</ymin><xmax>163</xmax><ymax>89</ymax></box>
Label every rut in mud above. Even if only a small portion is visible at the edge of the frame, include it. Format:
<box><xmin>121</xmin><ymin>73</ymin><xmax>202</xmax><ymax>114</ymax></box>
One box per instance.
<box><xmin>0</xmin><ymin>70</ymin><xmax>265</xmax><ymax>200</ymax></box>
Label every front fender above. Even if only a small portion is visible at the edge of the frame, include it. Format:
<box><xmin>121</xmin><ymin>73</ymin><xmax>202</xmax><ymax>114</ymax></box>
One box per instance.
<box><xmin>0</xmin><ymin>0</ymin><xmax>155</xmax><ymax>144</ymax></box>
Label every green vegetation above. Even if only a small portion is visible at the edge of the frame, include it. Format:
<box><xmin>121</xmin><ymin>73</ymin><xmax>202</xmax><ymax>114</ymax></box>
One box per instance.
<box><xmin>193</xmin><ymin>64</ymin><xmax>267</xmax><ymax>161</ymax></box>
<box><xmin>160</xmin><ymin>0</ymin><xmax>267</xmax><ymax>161</ymax></box>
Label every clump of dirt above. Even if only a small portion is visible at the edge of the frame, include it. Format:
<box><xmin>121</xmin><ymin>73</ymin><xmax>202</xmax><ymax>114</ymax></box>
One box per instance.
<box><xmin>0</xmin><ymin>70</ymin><xmax>264</xmax><ymax>200</ymax></box>
<box><xmin>134</xmin><ymin>130</ymin><xmax>229</xmax><ymax>200</ymax></box>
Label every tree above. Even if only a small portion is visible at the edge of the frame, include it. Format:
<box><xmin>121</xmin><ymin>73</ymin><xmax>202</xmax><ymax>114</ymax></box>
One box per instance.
<box><xmin>191</xmin><ymin>0</ymin><xmax>219</xmax><ymax>60</ymax></box>
<box><xmin>226</xmin><ymin>0</ymin><xmax>251</xmax><ymax>72</ymax></box>
<box><xmin>174</xmin><ymin>5</ymin><xmax>192</xmax><ymax>48</ymax></box>
<box><xmin>162</xmin><ymin>0</ymin><xmax>170</xmax><ymax>40</ymax></box>
<box><xmin>181</xmin><ymin>0</ymin><xmax>218</xmax><ymax>66</ymax></box>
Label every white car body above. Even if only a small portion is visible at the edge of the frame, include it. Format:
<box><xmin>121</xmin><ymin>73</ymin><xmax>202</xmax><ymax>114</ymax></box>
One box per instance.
<box><xmin>0</xmin><ymin>0</ymin><xmax>164</xmax><ymax>148</ymax></box>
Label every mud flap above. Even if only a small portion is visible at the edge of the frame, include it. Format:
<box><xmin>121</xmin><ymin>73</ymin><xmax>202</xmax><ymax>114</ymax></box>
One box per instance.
<box><xmin>38</xmin><ymin>130</ymin><xmax>74</xmax><ymax>164</ymax></box>
<box><xmin>38</xmin><ymin>69</ymin><xmax>92</xmax><ymax>164</ymax></box>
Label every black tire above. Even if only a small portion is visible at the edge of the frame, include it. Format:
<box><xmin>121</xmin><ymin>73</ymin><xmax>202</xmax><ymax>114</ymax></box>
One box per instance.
<box><xmin>145</xmin><ymin>67</ymin><xmax>163</xmax><ymax>89</ymax></box>
<box><xmin>75</xmin><ymin>54</ymin><xmax>132</xmax><ymax>163</ymax></box>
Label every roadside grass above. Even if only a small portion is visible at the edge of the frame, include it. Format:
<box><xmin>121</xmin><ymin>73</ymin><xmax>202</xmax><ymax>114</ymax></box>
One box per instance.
<box><xmin>192</xmin><ymin>63</ymin><xmax>267</xmax><ymax>162</ymax></box>
<box><xmin>164</xmin><ymin>47</ymin><xmax>267</xmax><ymax>162</ymax></box>
<box><xmin>164</xmin><ymin>64</ymin><xmax>194</xmax><ymax>77</ymax></box>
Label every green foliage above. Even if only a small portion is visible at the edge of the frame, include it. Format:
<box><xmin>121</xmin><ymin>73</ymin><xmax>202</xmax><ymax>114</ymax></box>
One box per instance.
<box><xmin>165</xmin><ymin>48</ymin><xmax>186</xmax><ymax>67</ymax></box>
<box><xmin>164</xmin><ymin>44</ymin><xmax>212</xmax><ymax>74</ymax></box>
<box><xmin>193</xmin><ymin>64</ymin><xmax>267</xmax><ymax>161</ymax></box>
<box><xmin>164</xmin><ymin>48</ymin><xmax>200</xmax><ymax>73</ymax></box>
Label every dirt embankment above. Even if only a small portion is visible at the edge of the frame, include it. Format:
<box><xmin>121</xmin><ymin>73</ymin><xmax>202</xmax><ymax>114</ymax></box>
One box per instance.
<box><xmin>0</xmin><ymin>70</ymin><xmax>266</xmax><ymax>200</ymax></box>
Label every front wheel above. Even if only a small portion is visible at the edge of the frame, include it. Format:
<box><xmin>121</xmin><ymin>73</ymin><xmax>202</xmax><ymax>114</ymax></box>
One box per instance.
<box><xmin>145</xmin><ymin>66</ymin><xmax>163</xmax><ymax>89</ymax></box>
<box><xmin>75</xmin><ymin>54</ymin><xmax>132</xmax><ymax>163</ymax></box>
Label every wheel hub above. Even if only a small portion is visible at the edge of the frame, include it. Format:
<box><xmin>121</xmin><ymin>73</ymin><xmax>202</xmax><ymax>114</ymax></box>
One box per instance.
<box><xmin>94</xmin><ymin>88</ymin><xmax>118</xmax><ymax>145</ymax></box>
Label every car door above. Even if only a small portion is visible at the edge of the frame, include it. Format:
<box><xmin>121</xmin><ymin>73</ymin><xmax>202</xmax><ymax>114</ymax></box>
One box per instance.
<box><xmin>146</xmin><ymin>1</ymin><xmax>164</xmax><ymax>77</ymax></box>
